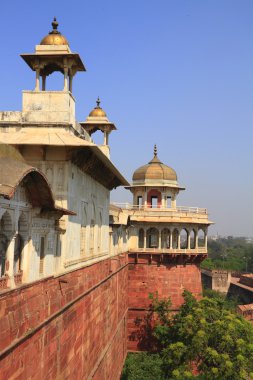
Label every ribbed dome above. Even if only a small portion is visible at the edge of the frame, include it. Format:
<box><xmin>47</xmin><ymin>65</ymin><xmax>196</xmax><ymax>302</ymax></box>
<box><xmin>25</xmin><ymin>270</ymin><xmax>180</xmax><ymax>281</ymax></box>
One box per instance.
<box><xmin>40</xmin><ymin>18</ymin><xmax>69</xmax><ymax>45</ymax></box>
<box><xmin>132</xmin><ymin>146</ymin><xmax>177</xmax><ymax>184</ymax></box>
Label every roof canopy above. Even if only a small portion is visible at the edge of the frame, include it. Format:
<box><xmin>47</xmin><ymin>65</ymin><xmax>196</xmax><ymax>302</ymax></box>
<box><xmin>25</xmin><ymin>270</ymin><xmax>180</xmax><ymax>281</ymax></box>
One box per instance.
<box><xmin>20</xmin><ymin>18</ymin><xmax>86</xmax><ymax>76</ymax></box>
<box><xmin>0</xmin><ymin>144</ymin><xmax>74</xmax><ymax>216</ymax></box>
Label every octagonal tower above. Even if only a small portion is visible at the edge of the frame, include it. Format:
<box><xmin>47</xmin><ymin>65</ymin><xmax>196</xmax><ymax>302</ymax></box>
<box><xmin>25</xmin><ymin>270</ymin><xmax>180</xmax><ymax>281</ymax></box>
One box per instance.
<box><xmin>120</xmin><ymin>146</ymin><xmax>213</xmax><ymax>351</ymax></box>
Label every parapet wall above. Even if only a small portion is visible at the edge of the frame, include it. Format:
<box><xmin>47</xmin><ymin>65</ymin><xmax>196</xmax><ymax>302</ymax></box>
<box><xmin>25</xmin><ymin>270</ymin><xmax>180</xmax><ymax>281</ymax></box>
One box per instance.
<box><xmin>201</xmin><ymin>269</ymin><xmax>231</xmax><ymax>294</ymax></box>
<box><xmin>239</xmin><ymin>274</ymin><xmax>253</xmax><ymax>288</ymax></box>
<box><xmin>0</xmin><ymin>252</ymin><xmax>205</xmax><ymax>378</ymax></box>
<box><xmin>0</xmin><ymin>254</ymin><xmax>128</xmax><ymax>380</ymax></box>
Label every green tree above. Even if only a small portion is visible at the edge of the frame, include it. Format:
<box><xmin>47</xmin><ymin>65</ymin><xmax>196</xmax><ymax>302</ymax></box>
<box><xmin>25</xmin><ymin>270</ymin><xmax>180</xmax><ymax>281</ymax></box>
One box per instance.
<box><xmin>121</xmin><ymin>352</ymin><xmax>163</xmax><ymax>380</ymax></box>
<box><xmin>203</xmin><ymin>237</ymin><xmax>253</xmax><ymax>272</ymax></box>
<box><xmin>122</xmin><ymin>291</ymin><xmax>253</xmax><ymax>379</ymax></box>
<box><xmin>156</xmin><ymin>291</ymin><xmax>253</xmax><ymax>379</ymax></box>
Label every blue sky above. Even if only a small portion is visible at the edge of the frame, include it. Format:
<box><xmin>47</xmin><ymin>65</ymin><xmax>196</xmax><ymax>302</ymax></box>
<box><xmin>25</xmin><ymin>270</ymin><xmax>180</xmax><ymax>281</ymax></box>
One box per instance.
<box><xmin>0</xmin><ymin>1</ymin><xmax>252</xmax><ymax>236</ymax></box>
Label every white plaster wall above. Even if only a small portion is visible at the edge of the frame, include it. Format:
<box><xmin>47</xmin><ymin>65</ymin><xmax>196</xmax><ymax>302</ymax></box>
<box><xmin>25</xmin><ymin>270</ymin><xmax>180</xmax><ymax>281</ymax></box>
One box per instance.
<box><xmin>22</xmin><ymin>91</ymin><xmax>75</xmax><ymax>125</ymax></box>
<box><xmin>28</xmin><ymin>158</ymin><xmax>110</xmax><ymax>270</ymax></box>
<box><xmin>65</xmin><ymin>163</ymin><xmax>110</xmax><ymax>264</ymax></box>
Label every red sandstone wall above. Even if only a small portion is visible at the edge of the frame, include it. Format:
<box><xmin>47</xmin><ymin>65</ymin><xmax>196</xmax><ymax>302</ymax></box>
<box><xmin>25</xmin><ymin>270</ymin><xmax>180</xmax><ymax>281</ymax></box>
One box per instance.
<box><xmin>0</xmin><ymin>254</ymin><xmax>128</xmax><ymax>380</ymax></box>
<box><xmin>127</xmin><ymin>262</ymin><xmax>202</xmax><ymax>351</ymax></box>
<box><xmin>239</xmin><ymin>275</ymin><xmax>253</xmax><ymax>288</ymax></box>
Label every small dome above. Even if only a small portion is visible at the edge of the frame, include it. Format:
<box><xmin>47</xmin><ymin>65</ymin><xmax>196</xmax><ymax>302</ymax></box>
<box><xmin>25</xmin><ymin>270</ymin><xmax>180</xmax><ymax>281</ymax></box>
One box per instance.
<box><xmin>132</xmin><ymin>145</ymin><xmax>177</xmax><ymax>183</ymax></box>
<box><xmin>89</xmin><ymin>97</ymin><xmax>107</xmax><ymax>117</ymax></box>
<box><xmin>40</xmin><ymin>18</ymin><xmax>69</xmax><ymax>45</ymax></box>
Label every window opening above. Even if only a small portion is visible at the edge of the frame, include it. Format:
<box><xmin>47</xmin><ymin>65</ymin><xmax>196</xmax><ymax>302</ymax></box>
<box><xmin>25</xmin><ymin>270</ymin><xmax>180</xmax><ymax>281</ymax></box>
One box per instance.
<box><xmin>137</xmin><ymin>196</ymin><xmax>143</xmax><ymax>208</ymax></box>
<box><xmin>138</xmin><ymin>229</ymin><xmax>144</xmax><ymax>248</ymax></box>
<box><xmin>151</xmin><ymin>196</ymin><xmax>158</xmax><ymax>208</ymax></box>
<box><xmin>13</xmin><ymin>234</ymin><xmax>23</xmax><ymax>274</ymax></box>
<box><xmin>0</xmin><ymin>234</ymin><xmax>7</xmax><ymax>277</ymax></box>
<box><xmin>147</xmin><ymin>228</ymin><xmax>159</xmax><ymax>248</ymax></box>
<box><xmin>39</xmin><ymin>237</ymin><xmax>45</xmax><ymax>274</ymax></box>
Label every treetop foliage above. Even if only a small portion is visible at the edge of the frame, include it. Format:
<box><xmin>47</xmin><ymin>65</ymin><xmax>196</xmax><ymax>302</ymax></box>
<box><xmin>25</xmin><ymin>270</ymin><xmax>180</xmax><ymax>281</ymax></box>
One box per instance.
<box><xmin>202</xmin><ymin>237</ymin><xmax>253</xmax><ymax>272</ymax></box>
<box><xmin>122</xmin><ymin>290</ymin><xmax>253</xmax><ymax>380</ymax></box>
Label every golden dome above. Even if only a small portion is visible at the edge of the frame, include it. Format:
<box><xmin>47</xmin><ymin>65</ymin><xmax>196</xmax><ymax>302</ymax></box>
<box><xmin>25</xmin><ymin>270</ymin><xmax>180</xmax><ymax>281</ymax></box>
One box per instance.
<box><xmin>89</xmin><ymin>97</ymin><xmax>107</xmax><ymax>117</ymax></box>
<box><xmin>40</xmin><ymin>18</ymin><xmax>69</xmax><ymax>45</ymax></box>
<box><xmin>133</xmin><ymin>145</ymin><xmax>177</xmax><ymax>183</ymax></box>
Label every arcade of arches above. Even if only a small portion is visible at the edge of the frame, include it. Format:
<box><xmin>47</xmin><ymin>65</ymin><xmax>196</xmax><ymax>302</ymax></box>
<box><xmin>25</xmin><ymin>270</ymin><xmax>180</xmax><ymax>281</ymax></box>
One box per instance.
<box><xmin>0</xmin><ymin>210</ymin><xmax>28</xmax><ymax>287</ymax></box>
<box><xmin>138</xmin><ymin>226</ymin><xmax>207</xmax><ymax>250</ymax></box>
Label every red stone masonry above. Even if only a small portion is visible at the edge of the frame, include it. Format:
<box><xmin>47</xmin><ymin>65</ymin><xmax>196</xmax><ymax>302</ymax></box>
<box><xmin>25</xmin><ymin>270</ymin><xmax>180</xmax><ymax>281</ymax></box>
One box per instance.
<box><xmin>0</xmin><ymin>252</ymin><xmax>204</xmax><ymax>378</ymax></box>
<box><xmin>127</xmin><ymin>254</ymin><xmax>202</xmax><ymax>351</ymax></box>
<box><xmin>0</xmin><ymin>254</ymin><xmax>128</xmax><ymax>380</ymax></box>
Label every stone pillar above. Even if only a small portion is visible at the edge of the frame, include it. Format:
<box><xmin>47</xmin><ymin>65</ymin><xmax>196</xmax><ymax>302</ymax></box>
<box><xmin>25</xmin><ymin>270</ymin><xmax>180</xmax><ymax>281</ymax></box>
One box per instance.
<box><xmin>42</xmin><ymin>75</ymin><xmax>46</xmax><ymax>91</ymax></box>
<box><xmin>161</xmin><ymin>193</ymin><xmax>165</xmax><ymax>208</ymax></box>
<box><xmin>195</xmin><ymin>232</ymin><xmax>198</xmax><ymax>250</ymax></box>
<box><xmin>104</xmin><ymin>131</ymin><xmax>109</xmax><ymax>145</ymax></box>
<box><xmin>35</xmin><ymin>68</ymin><xmax>40</xmax><ymax>91</ymax></box>
<box><xmin>69</xmin><ymin>75</ymin><xmax>73</xmax><ymax>92</ymax></box>
<box><xmin>171</xmin><ymin>195</ymin><xmax>176</xmax><ymax>209</ymax></box>
<box><xmin>20</xmin><ymin>238</ymin><xmax>30</xmax><ymax>282</ymax></box>
<box><xmin>63</xmin><ymin>67</ymin><xmax>68</xmax><ymax>91</ymax></box>
<box><xmin>5</xmin><ymin>235</ymin><xmax>16</xmax><ymax>287</ymax></box>
<box><xmin>109</xmin><ymin>231</ymin><xmax>113</xmax><ymax>255</ymax></box>
<box><xmin>144</xmin><ymin>229</ymin><xmax>146</xmax><ymax>249</ymax></box>
<box><xmin>158</xmin><ymin>230</ymin><xmax>161</xmax><ymax>249</ymax></box>
<box><xmin>177</xmin><ymin>233</ymin><xmax>181</xmax><ymax>250</ymax></box>
<box><xmin>169</xmin><ymin>232</ymin><xmax>173</xmax><ymax>250</ymax></box>
<box><xmin>204</xmin><ymin>232</ymin><xmax>208</xmax><ymax>250</ymax></box>
<box><xmin>54</xmin><ymin>233</ymin><xmax>61</xmax><ymax>273</ymax></box>
<box><xmin>187</xmin><ymin>231</ymin><xmax>191</xmax><ymax>249</ymax></box>
<box><xmin>144</xmin><ymin>190</ymin><xmax>147</xmax><ymax>208</ymax></box>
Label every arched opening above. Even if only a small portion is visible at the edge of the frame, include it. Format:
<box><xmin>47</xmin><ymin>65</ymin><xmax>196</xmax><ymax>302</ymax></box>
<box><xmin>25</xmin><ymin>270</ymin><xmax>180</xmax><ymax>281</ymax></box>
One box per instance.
<box><xmin>0</xmin><ymin>211</ymin><xmax>13</xmax><ymax>279</ymax></box>
<box><xmin>166</xmin><ymin>197</ymin><xmax>171</xmax><ymax>208</ymax></box>
<box><xmin>138</xmin><ymin>229</ymin><xmax>144</xmax><ymax>248</ymax></box>
<box><xmin>172</xmin><ymin>229</ymin><xmax>179</xmax><ymax>249</ymax></box>
<box><xmin>190</xmin><ymin>230</ymin><xmax>196</xmax><ymax>249</ymax></box>
<box><xmin>147</xmin><ymin>190</ymin><xmax>161</xmax><ymax>208</ymax></box>
<box><xmin>43</xmin><ymin>71</ymin><xmax>65</xmax><ymax>91</ymax></box>
<box><xmin>117</xmin><ymin>227</ymin><xmax>122</xmax><ymax>252</ymax></box>
<box><xmin>1</xmin><ymin>211</ymin><xmax>12</xmax><ymax>235</ymax></box>
<box><xmin>137</xmin><ymin>195</ymin><xmax>143</xmax><ymax>208</ymax></box>
<box><xmin>198</xmin><ymin>229</ymin><xmax>205</xmax><ymax>247</ymax></box>
<box><xmin>161</xmin><ymin>228</ymin><xmax>170</xmax><ymax>248</ymax></box>
<box><xmin>113</xmin><ymin>230</ymin><xmax>118</xmax><ymax>248</ymax></box>
<box><xmin>180</xmin><ymin>229</ymin><xmax>188</xmax><ymax>249</ymax></box>
<box><xmin>39</xmin><ymin>237</ymin><xmax>45</xmax><ymax>275</ymax></box>
<box><xmin>0</xmin><ymin>234</ymin><xmax>8</xmax><ymax>277</ymax></box>
<box><xmin>13</xmin><ymin>234</ymin><xmax>24</xmax><ymax>275</ymax></box>
<box><xmin>18</xmin><ymin>212</ymin><xmax>29</xmax><ymax>239</ymax></box>
<box><xmin>147</xmin><ymin>228</ymin><xmax>159</xmax><ymax>248</ymax></box>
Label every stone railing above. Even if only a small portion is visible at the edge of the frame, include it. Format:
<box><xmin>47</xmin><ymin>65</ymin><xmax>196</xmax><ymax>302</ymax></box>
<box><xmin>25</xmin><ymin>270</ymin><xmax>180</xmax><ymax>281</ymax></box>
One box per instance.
<box><xmin>0</xmin><ymin>275</ymin><xmax>9</xmax><ymax>290</ymax></box>
<box><xmin>14</xmin><ymin>270</ymin><xmax>23</xmax><ymax>286</ymax></box>
<box><xmin>111</xmin><ymin>203</ymin><xmax>207</xmax><ymax>215</ymax></box>
<box><xmin>128</xmin><ymin>247</ymin><xmax>207</xmax><ymax>254</ymax></box>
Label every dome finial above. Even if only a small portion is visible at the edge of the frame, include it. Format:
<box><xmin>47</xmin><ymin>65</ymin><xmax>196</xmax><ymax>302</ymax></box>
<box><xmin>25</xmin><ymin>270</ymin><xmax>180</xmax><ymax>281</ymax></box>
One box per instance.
<box><xmin>96</xmin><ymin>97</ymin><xmax>101</xmax><ymax>108</ymax></box>
<box><xmin>154</xmin><ymin>144</ymin><xmax>157</xmax><ymax>157</ymax></box>
<box><xmin>51</xmin><ymin>17</ymin><xmax>59</xmax><ymax>34</ymax></box>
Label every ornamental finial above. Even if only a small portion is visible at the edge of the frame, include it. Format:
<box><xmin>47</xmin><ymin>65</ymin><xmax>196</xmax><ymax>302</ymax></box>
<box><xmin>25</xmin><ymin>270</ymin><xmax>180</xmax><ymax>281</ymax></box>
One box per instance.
<box><xmin>51</xmin><ymin>17</ymin><xmax>59</xmax><ymax>34</ymax></box>
<box><xmin>154</xmin><ymin>144</ymin><xmax>157</xmax><ymax>157</ymax></box>
<box><xmin>96</xmin><ymin>97</ymin><xmax>101</xmax><ymax>108</ymax></box>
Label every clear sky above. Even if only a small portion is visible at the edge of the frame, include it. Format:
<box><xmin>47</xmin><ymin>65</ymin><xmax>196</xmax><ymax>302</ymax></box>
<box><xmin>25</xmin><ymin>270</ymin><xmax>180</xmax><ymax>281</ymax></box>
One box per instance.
<box><xmin>0</xmin><ymin>1</ymin><xmax>252</xmax><ymax>237</ymax></box>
